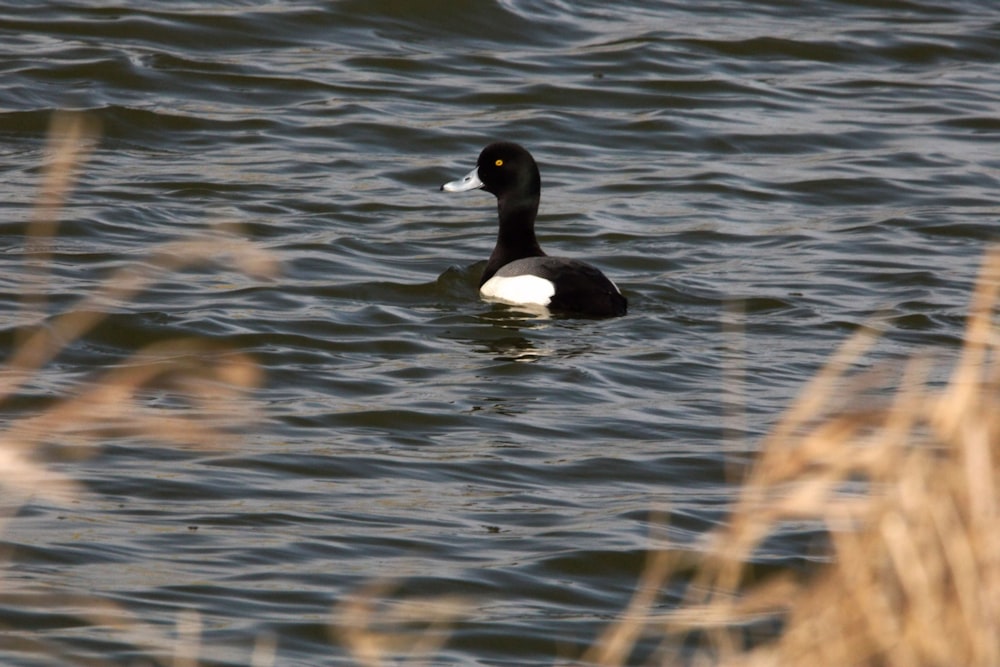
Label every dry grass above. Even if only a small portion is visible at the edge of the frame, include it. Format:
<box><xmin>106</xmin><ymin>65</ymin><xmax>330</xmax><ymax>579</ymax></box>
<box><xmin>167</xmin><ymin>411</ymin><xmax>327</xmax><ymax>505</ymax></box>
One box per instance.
<box><xmin>2</xmin><ymin>113</ymin><xmax>276</xmax><ymax>509</ymax></box>
<box><xmin>0</xmin><ymin>113</ymin><xmax>278</xmax><ymax>665</ymax></box>
<box><xmin>332</xmin><ymin>582</ymin><xmax>470</xmax><ymax>667</ymax></box>
<box><xmin>585</xmin><ymin>247</ymin><xmax>999</xmax><ymax>666</ymax></box>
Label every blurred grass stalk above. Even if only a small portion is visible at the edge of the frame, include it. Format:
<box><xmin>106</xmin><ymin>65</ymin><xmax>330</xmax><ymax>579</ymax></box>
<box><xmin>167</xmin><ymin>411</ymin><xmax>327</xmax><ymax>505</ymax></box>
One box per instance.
<box><xmin>0</xmin><ymin>112</ymin><xmax>277</xmax><ymax>665</ymax></box>
<box><xmin>587</xmin><ymin>246</ymin><xmax>998</xmax><ymax>666</ymax></box>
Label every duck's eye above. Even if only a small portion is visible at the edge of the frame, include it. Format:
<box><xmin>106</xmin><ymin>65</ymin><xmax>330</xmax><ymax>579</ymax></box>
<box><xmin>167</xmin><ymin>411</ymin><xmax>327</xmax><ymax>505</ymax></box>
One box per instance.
<box><xmin>494</xmin><ymin>159</ymin><xmax>504</xmax><ymax>167</ymax></box>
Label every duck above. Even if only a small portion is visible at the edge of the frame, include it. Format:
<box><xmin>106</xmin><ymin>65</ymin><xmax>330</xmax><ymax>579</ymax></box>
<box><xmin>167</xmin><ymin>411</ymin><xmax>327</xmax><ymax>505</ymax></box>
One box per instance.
<box><xmin>441</xmin><ymin>142</ymin><xmax>627</xmax><ymax>318</ymax></box>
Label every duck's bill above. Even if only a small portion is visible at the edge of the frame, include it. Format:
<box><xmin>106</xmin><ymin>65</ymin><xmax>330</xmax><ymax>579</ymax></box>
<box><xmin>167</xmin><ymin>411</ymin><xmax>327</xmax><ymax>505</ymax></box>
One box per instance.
<box><xmin>441</xmin><ymin>166</ymin><xmax>483</xmax><ymax>192</ymax></box>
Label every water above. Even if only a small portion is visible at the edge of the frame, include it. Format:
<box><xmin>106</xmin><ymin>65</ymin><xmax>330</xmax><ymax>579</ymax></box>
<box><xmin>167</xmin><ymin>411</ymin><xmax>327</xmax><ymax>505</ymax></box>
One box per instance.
<box><xmin>1</xmin><ymin>1</ymin><xmax>997</xmax><ymax>665</ymax></box>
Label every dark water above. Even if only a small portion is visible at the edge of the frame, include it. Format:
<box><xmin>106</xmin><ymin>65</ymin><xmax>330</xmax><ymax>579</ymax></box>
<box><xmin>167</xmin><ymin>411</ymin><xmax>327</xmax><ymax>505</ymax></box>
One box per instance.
<box><xmin>1</xmin><ymin>1</ymin><xmax>996</xmax><ymax>665</ymax></box>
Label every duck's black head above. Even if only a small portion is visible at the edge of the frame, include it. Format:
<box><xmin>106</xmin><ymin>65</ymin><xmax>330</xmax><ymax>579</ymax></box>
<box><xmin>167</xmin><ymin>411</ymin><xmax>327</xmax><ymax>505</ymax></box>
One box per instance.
<box><xmin>473</xmin><ymin>142</ymin><xmax>540</xmax><ymax>199</ymax></box>
<box><xmin>442</xmin><ymin>141</ymin><xmax>540</xmax><ymax>202</ymax></box>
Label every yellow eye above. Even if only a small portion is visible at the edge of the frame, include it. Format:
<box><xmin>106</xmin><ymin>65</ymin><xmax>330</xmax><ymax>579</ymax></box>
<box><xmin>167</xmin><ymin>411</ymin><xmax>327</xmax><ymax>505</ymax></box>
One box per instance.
<box><xmin>494</xmin><ymin>159</ymin><xmax>504</xmax><ymax>166</ymax></box>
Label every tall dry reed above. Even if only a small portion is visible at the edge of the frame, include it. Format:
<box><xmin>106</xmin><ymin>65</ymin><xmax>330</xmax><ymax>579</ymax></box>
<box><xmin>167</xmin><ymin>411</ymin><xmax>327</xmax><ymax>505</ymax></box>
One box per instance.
<box><xmin>0</xmin><ymin>112</ymin><xmax>277</xmax><ymax>665</ymax></box>
<box><xmin>587</xmin><ymin>247</ymin><xmax>999</xmax><ymax>667</ymax></box>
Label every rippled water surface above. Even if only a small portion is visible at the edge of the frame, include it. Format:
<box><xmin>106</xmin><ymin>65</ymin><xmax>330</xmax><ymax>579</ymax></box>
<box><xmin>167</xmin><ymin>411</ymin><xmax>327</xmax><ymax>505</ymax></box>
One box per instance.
<box><xmin>1</xmin><ymin>1</ymin><xmax>997</xmax><ymax>665</ymax></box>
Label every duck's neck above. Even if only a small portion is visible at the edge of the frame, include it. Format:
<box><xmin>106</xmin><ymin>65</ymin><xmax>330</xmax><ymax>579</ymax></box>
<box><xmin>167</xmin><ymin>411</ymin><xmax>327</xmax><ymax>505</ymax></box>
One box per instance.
<box><xmin>480</xmin><ymin>191</ymin><xmax>545</xmax><ymax>287</ymax></box>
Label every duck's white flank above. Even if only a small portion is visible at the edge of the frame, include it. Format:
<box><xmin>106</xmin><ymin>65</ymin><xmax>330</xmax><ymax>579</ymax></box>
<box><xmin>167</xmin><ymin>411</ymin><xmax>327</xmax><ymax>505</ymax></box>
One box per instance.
<box><xmin>480</xmin><ymin>274</ymin><xmax>555</xmax><ymax>306</ymax></box>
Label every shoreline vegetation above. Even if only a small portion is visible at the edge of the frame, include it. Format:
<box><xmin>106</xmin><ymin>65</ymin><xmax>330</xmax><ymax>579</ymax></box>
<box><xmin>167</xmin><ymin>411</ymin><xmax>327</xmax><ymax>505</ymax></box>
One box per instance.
<box><xmin>3</xmin><ymin>113</ymin><xmax>997</xmax><ymax>665</ymax></box>
<box><xmin>589</xmin><ymin>246</ymin><xmax>998</xmax><ymax>666</ymax></box>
